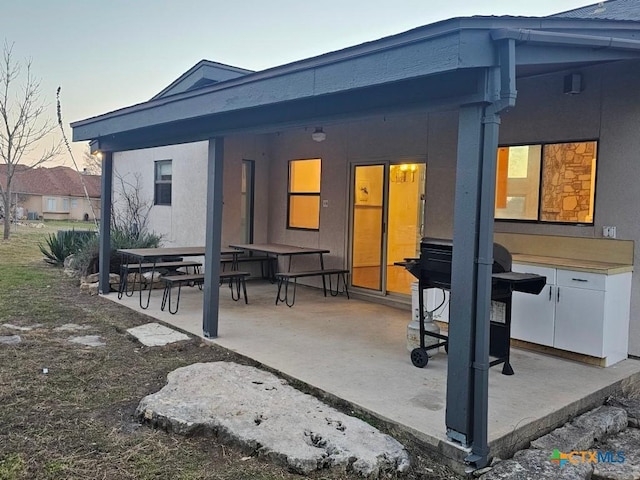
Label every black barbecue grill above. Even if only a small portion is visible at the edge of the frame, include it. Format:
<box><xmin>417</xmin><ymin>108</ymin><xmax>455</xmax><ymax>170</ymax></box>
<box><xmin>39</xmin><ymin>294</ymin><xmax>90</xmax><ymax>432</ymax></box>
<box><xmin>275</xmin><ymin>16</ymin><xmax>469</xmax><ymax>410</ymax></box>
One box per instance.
<box><xmin>400</xmin><ymin>238</ymin><xmax>545</xmax><ymax>375</ymax></box>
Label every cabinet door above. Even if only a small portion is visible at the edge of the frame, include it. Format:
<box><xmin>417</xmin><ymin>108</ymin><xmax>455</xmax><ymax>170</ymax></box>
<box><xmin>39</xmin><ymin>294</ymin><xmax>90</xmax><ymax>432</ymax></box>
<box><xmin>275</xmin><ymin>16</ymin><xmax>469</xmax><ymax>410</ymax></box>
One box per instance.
<box><xmin>511</xmin><ymin>264</ymin><xmax>556</xmax><ymax>346</ymax></box>
<box><xmin>511</xmin><ymin>285</ymin><xmax>556</xmax><ymax>346</ymax></box>
<box><xmin>554</xmin><ymin>286</ymin><xmax>605</xmax><ymax>357</ymax></box>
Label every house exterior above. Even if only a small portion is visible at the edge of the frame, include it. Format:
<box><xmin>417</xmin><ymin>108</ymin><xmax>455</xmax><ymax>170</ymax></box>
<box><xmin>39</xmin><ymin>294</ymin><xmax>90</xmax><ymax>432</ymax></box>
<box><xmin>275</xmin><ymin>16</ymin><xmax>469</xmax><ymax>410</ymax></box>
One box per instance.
<box><xmin>0</xmin><ymin>165</ymin><xmax>101</xmax><ymax>221</ymax></box>
<box><xmin>71</xmin><ymin>0</ymin><xmax>640</xmax><ymax>467</ymax></box>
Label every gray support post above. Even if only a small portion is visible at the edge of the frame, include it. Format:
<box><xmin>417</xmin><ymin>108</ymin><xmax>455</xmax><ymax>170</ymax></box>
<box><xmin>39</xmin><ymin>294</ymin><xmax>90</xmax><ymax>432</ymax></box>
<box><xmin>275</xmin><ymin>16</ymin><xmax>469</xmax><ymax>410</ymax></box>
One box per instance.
<box><xmin>98</xmin><ymin>151</ymin><xmax>113</xmax><ymax>295</ymax></box>
<box><xmin>203</xmin><ymin>137</ymin><xmax>224</xmax><ymax>338</ymax></box>
<box><xmin>445</xmin><ymin>103</ymin><xmax>485</xmax><ymax>447</ymax></box>
<box><xmin>446</xmin><ymin>62</ymin><xmax>512</xmax><ymax>469</ymax></box>
<box><xmin>467</xmin><ymin>67</ymin><xmax>502</xmax><ymax>468</ymax></box>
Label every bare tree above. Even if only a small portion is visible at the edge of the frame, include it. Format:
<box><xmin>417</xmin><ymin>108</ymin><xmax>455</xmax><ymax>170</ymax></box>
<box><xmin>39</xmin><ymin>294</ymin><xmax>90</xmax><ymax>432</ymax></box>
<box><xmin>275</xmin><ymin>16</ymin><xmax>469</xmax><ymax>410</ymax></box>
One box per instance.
<box><xmin>112</xmin><ymin>171</ymin><xmax>153</xmax><ymax>240</ymax></box>
<box><xmin>0</xmin><ymin>42</ymin><xmax>60</xmax><ymax>239</ymax></box>
<box><xmin>82</xmin><ymin>147</ymin><xmax>102</xmax><ymax>175</ymax></box>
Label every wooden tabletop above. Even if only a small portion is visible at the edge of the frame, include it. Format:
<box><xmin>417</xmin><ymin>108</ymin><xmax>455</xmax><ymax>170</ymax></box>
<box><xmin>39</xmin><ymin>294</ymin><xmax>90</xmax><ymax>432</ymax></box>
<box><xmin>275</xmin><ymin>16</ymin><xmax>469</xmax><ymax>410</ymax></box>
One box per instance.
<box><xmin>117</xmin><ymin>246</ymin><xmax>205</xmax><ymax>259</ymax></box>
<box><xmin>229</xmin><ymin>243</ymin><xmax>330</xmax><ymax>256</ymax></box>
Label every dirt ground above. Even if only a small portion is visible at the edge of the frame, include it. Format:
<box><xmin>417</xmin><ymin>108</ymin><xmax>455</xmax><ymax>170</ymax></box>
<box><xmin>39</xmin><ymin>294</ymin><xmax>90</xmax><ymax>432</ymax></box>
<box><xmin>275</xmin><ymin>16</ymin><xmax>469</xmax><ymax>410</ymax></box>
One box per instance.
<box><xmin>0</xmin><ymin>227</ymin><xmax>463</xmax><ymax>479</ymax></box>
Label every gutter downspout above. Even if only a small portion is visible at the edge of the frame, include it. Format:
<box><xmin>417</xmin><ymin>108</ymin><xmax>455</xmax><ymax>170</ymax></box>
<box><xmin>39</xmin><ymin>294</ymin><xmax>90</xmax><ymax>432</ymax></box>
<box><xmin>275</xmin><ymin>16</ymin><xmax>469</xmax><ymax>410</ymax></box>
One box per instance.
<box><xmin>492</xmin><ymin>28</ymin><xmax>640</xmax><ymax>51</ymax></box>
<box><xmin>460</xmin><ymin>27</ymin><xmax>640</xmax><ymax>470</ymax></box>
<box><xmin>465</xmin><ymin>37</ymin><xmax>517</xmax><ymax>470</ymax></box>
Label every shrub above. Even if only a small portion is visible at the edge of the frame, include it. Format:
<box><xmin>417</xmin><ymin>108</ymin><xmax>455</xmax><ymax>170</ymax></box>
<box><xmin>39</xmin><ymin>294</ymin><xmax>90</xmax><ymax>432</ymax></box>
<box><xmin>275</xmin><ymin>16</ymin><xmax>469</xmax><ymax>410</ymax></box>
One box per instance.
<box><xmin>73</xmin><ymin>226</ymin><xmax>162</xmax><ymax>275</ymax></box>
<box><xmin>39</xmin><ymin>229</ymin><xmax>91</xmax><ymax>266</ymax></box>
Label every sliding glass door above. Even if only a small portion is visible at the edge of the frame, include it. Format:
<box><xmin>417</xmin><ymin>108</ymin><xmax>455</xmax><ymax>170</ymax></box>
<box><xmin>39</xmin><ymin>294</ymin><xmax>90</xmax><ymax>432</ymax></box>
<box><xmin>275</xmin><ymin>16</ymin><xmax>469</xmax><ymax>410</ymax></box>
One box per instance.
<box><xmin>350</xmin><ymin>161</ymin><xmax>426</xmax><ymax>295</ymax></box>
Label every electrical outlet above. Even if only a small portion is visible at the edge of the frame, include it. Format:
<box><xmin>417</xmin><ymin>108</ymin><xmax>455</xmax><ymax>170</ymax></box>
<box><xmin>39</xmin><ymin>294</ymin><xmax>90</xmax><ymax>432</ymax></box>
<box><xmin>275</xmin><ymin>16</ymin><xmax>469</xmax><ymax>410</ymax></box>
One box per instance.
<box><xmin>322</xmin><ymin>200</ymin><xmax>329</xmax><ymax>208</ymax></box>
<box><xmin>603</xmin><ymin>226</ymin><xmax>617</xmax><ymax>238</ymax></box>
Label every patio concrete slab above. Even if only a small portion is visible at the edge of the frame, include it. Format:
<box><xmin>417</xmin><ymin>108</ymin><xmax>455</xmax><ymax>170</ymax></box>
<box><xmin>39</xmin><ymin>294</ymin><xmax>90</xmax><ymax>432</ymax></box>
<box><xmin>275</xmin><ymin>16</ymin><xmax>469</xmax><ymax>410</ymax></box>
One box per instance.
<box><xmin>127</xmin><ymin>322</ymin><xmax>190</xmax><ymax>347</ymax></box>
<box><xmin>107</xmin><ymin>281</ymin><xmax>640</xmax><ymax>467</ymax></box>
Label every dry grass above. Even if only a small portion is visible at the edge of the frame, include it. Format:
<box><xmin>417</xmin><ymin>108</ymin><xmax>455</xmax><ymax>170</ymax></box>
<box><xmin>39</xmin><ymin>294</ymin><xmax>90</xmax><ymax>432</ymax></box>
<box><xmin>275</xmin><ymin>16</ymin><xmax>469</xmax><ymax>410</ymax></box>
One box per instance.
<box><xmin>0</xmin><ymin>222</ymin><xmax>462</xmax><ymax>480</ymax></box>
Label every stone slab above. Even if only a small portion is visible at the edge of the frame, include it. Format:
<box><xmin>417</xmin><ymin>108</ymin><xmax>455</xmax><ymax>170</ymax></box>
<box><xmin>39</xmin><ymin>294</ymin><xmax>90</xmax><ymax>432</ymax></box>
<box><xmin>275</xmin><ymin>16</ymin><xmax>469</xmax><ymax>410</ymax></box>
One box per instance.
<box><xmin>530</xmin><ymin>423</ymin><xmax>594</xmax><ymax>452</ymax></box>
<box><xmin>69</xmin><ymin>335</ymin><xmax>105</xmax><ymax>347</ymax></box>
<box><xmin>136</xmin><ymin>362</ymin><xmax>410</xmax><ymax>477</ymax></box>
<box><xmin>126</xmin><ymin>322</ymin><xmax>190</xmax><ymax>347</ymax></box>
<box><xmin>571</xmin><ymin>406</ymin><xmax>627</xmax><ymax>442</ymax></box>
<box><xmin>479</xmin><ymin>449</ymin><xmax>592</xmax><ymax>480</ymax></box>
<box><xmin>0</xmin><ymin>335</ymin><xmax>21</xmax><ymax>345</ymax></box>
<box><xmin>592</xmin><ymin>428</ymin><xmax>640</xmax><ymax>480</ymax></box>
<box><xmin>55</xmin><ymin>323</ymin><xmax>91</xmax><ymax>332</ymax></box>
<box><xmin>607</xmin><ymin>396</ymin><xmax>640</xmax><ymax>429</ymax></box>
<box><xmin>2</xmin><ymin>323</ymin><xmax>43</xmax><ymax>331</ymax></box>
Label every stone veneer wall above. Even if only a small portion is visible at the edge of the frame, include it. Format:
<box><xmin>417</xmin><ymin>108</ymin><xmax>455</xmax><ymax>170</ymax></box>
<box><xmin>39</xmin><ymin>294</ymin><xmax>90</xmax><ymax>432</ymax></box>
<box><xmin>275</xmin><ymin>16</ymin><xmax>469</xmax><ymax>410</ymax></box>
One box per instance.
<box><xmin>541</xmin><ymin>141</ymin><xmax>596</xmax><ymax>223</ymax></box>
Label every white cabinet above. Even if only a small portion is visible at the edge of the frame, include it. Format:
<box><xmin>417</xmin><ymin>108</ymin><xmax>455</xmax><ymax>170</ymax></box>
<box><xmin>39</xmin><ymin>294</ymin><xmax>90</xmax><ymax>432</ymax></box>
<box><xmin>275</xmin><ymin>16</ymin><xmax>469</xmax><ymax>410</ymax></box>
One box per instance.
<box><xmin>511</xmin><ymin>265</ymin><xmax>556</xmax><ymax>347</ymax></box>
<box><xmin>511</xmin><ymin>263</ymin><xmax>632</xmax><ymax>366</ymax></box>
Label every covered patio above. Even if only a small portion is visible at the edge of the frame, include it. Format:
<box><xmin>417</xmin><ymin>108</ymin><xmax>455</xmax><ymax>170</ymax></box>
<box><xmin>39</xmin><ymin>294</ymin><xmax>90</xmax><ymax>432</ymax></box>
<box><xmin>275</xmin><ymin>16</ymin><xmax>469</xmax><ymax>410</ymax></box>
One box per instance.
<box><xmin>108</xmin><ymin>281</ymin><xmax>640</xmax><ymax>468</ymax></box>
<box><xmin>72</xmin><ymin>12</ymin><xmax>640</xmax><ymax>470</ymax></box>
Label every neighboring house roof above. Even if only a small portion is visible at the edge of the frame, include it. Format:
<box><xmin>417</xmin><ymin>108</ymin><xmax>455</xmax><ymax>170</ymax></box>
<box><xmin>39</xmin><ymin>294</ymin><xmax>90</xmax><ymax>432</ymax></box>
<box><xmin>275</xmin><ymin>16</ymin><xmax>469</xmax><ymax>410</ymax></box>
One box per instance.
<box><xmin>0</xmin><ymin>165</ymin><xmax>101</xmax><ymax>198</ymax></box>
<box><xmin>152</xmin><ymin>60</ymin><xmax>254</xmax><ymax>100</ymax></box>
<box><xmin>552</xmin><ymin>0</ymin><xmax>640</xmax><ymax>21</ymax></box>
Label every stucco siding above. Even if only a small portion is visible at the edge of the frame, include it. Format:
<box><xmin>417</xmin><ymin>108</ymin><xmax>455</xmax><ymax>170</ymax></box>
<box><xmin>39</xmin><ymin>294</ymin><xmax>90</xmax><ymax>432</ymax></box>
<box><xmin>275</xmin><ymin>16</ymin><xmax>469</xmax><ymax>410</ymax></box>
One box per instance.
<box><xmin>493</xmin><ymin>60</ymin><xmax>640</xmax><ymax>355</ymax></box>
<box><xmin>598</xmin><ymin>61</ymin><xmax>640</xmax><ymax>356</ymax></box>
<box><xmin>113</xmin><ymin>136</ymin><xmax>270</xmax><ymax>250</ymax></box>
<box><xmin>113</xmin><ymin>142</ymin><xmax>208</xmax><ymax>247</ymax></box>
<box><xmin>266</xmin><ymin>113</ymin><xmax>430</xmax><ymax>278</ymax></box>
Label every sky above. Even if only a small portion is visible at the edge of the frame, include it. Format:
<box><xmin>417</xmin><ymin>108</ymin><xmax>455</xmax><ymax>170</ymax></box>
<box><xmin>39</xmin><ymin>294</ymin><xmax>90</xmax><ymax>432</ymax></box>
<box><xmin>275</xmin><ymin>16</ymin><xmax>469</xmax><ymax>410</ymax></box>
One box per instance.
<box><xmin>1</xmin><ymin>0</ymin><xmax>596</xmax><ymax>168</ymax></box>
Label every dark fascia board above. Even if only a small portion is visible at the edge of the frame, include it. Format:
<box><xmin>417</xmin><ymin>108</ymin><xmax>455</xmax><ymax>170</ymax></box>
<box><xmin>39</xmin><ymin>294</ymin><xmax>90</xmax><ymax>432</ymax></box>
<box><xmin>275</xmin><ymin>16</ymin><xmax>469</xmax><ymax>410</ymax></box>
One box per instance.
<box><xmin>91</xmin><ymin>69</ymin><xmax>487</xmax><ymax>153</ymax></box>
<box><xmin>152</xmin><ymin>60</ymin><xmax>254</xmax><ymax>100</ymax></box>
<box><xmin>71</xmin><ymin>16</ymin><xmax>640</xmax><ymax>143</ymax></box>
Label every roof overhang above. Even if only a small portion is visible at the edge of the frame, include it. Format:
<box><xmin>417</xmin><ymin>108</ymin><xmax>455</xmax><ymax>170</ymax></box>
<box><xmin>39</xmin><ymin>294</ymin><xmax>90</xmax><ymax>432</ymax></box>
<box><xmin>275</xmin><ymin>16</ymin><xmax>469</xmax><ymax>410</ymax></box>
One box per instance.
<box><xmin>72</xmin><ymin>16</ymin><xmax>640</xmax><ymax>152</ymax></box>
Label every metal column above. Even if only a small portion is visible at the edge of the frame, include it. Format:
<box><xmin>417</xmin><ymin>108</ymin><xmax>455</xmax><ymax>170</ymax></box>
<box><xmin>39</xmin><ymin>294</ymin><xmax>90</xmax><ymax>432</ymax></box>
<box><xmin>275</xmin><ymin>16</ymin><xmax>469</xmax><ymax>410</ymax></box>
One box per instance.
<box><xmin>446</xmin><ymin>39</ymin><xmax>516</xmax><ymax>469</ymax></box>
<box><xmin>446</xmin><ymin>102</ymin><xmax>486</xmax><ymax>449</ymax></box>
<box><xmin>203</xmin><ymin>137</ymin><xmax>224</xmax><ymax>338</ymax></box>
<box><xmin>98</xmin><ymin>151</ymin><xmax>113</xmax><ymax>295</ymax></box>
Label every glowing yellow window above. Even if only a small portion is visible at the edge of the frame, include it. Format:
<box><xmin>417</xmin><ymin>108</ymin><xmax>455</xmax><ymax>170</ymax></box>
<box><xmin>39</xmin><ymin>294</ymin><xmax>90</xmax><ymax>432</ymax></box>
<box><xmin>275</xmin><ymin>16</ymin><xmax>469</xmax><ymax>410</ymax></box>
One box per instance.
<box><xmin>288</xmin><ymin>159</ymin><xmax>321</xmax><ymax>230</ymax></box>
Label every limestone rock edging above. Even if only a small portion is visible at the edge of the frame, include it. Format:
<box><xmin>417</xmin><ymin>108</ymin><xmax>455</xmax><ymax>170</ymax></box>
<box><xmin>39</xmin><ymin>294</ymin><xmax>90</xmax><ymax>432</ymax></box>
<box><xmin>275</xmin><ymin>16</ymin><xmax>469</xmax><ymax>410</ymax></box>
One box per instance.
<box><xmin>136</xmin><ymin>362</ymin><xmax>410</xmax><ymax>477</ymax></box>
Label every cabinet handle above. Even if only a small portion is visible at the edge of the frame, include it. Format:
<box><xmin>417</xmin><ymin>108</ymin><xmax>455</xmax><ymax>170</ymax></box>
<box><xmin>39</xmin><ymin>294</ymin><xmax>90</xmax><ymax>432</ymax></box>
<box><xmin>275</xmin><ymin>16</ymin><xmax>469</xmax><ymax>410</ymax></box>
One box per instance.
<box><xmin>571</xmin><ymin>278</ymin><xmax>588</xmax><ymax>282</ymax></box>
<box><xmin>548</xmin><ymin>285</ymin><xmax>552</xmax><ymax>301</ymax></box>
<box><xmin>557</xmin><ymin>287</ymin><xmax>560</xmax><ymax>302</ymax></box>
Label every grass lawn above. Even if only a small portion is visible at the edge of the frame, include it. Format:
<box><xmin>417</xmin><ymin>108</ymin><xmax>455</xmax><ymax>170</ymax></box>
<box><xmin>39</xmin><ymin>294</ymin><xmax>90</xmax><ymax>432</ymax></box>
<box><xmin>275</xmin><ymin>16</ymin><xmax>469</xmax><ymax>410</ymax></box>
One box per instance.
<box><xmin>0</xmin><ymin>222</ymin><xmax>461</xmax><ymax>480</ymax></box>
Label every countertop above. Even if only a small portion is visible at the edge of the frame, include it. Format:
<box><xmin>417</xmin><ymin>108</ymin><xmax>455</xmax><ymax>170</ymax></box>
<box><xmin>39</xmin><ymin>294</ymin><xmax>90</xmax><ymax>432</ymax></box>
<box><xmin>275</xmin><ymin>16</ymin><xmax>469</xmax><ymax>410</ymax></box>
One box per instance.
<box><xmin>512</xmin><ymin>254</ymin><xmax>633</xmax><ymax>275</ymax></box>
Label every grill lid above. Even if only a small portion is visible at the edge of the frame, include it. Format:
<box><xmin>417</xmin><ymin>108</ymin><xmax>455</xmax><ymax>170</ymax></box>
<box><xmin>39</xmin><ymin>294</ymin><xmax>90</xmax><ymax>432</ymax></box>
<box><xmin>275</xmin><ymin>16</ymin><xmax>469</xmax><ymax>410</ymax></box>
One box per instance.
<box><xmin>419</xmin><ymin>237</ymin><xmax>512</xmax><ymax>277</ymax></box>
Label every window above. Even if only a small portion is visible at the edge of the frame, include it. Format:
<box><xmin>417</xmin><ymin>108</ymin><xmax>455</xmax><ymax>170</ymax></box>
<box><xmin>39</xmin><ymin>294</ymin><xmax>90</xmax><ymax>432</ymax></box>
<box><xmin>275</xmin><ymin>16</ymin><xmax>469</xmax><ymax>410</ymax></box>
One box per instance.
<box><xmin>46</xmin><ymin>198</ymin><xmax>56</xmax><ymax>212</ymax></box>
<box><xmin>62</xmin><ymin>198</ymin><xmax>69</xmax><ymax>212</ymax></box>
<box><xmin>71</xmin><ymin>199</ymin><xmax>78</xmax><ymax>209</ymax></box>
<box><xmin>288</xmin><ymin>158</ymin><xmax>321</xmax><ymax>230</ymax></box>
<box><xmin>495</xmin><ymin>141</ymin><xmax>597</xmax><ymax>224</ymax></box>
<box><xmin>154</xmin><ymin>160</ymin><xmax>172</xmax><ymax>205</ymax></box>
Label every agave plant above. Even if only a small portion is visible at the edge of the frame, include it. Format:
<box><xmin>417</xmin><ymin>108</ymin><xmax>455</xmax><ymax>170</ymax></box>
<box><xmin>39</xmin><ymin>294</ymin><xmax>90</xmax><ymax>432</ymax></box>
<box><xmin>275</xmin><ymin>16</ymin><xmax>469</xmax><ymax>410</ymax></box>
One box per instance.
<box><xmin>38</xmin><ymin>230</ymin><xmax>91</xmax><ymax>266</ymax></box>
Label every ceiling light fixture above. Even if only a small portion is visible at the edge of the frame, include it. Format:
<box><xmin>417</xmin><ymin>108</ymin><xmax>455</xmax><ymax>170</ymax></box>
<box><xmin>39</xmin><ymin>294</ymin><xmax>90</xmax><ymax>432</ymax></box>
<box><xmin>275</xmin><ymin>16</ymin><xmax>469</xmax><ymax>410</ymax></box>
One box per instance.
<box><xmin>311</xmin><ymin>127</ymin><xmax>326</xmax><ymax>142</ymax></box>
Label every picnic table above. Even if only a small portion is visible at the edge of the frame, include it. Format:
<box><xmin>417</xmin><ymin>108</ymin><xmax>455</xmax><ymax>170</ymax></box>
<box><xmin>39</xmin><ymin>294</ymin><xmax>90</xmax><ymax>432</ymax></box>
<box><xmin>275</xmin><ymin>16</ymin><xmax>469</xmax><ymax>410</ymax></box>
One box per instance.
<box><xmin>117</xmin><ymin>247</ymin><xmax>210</xmax><ymax>309</ymax></box>
<box><xmin>228</xmin><ymin>243</ymin><xmax>348</xmax><ymax>306</ymax></box>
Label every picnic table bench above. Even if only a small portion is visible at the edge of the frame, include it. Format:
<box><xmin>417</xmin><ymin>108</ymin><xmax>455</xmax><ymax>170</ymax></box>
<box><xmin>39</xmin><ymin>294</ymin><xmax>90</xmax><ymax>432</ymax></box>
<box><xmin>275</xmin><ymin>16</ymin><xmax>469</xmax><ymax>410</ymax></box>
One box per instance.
<box><xmin>118</xmin><ymin>260</ymin><xmax>202</xmax><ymax>299</ymax></box>
<box><xmin>161</xmin><ymin>271</ymin><xmax>250</xmax><ymax>314</ymax></box>
<box><xmin>275</xmin><ymin>269</ymin><xmax>350</xmax><ymax>307</ymax></box>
